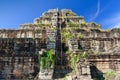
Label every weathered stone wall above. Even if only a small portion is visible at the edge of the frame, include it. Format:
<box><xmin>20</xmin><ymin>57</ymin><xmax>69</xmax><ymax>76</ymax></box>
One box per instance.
<box><xmin>0</xmin><ymin>38</ymin><xmax>47</xmax><ymax>56</ymax></box>
<box><xmin>79</xmin><ymin>38</ymin><xmax>120</xmax><ymax>53</ymax></box>
<box><xmin>1</xmin><ymin>28</ymin><xmax>120</xmax><ymax>54</ymax></box>
<box><xmin>75</xmin><ymin>28</ymin><xmax>120</xmax><ymax>38</ymax></box>
<box><xmin>88</xmin><ymin>54</ymin><xmax>120</xmax><ymax>79</ymax></box>
<box><xmin>76</xmin><ymin>28</ymin><xmax>120</xmax><ymax>53</ymax></box>
<box><xmin>0</xmin><ymin>29</ymin><xmax>46</xmax><ymax>38</ymax></box>
<box><xmin>0</xmin><ymin>56</ymin><xmax>39</xmax><ymax>79</ymax></box>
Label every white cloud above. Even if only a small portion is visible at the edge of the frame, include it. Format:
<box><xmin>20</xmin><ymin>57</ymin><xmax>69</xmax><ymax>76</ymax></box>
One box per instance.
<box><xmin>101</xmin><ymin>13</ymin><xmax>120</xmax><ymax>29</ymax></box>
<box><xmin>90</xmin><ymin>0</ymin><xmax>100</xmax><ymax>21</ymax></box>
<box><xmin>110</xmin><ymin>23</ymin><xmax>120</xmax><ymax>28</ymax></box>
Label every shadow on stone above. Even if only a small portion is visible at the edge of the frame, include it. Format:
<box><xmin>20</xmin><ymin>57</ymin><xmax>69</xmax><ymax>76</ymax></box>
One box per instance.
<box><xmin>53</xmin><ymin>66</ymin><xmax>73</xmax><ymax>79</ymax></box>
<box><xmin>90</xmin><ymin>64</ymin><xmax>105</xmax><ymax>80</ymax></box>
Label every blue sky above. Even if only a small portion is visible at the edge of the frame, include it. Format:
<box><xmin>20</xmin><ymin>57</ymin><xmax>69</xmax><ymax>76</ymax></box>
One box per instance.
<box><xmin>0</xmin><ymin>0</ymin><xmax>120</xmax><ymax>29</ymax></box>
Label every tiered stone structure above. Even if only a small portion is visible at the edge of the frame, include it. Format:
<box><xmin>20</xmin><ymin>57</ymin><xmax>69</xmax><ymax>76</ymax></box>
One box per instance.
<box><xmin>0</xmin><ymin>9</ymin><xmax>120</xmax><ymax>80</ymax></box>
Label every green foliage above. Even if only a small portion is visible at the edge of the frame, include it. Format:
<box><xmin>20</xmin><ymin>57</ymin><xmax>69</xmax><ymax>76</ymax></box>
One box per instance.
<box><xmin>106</xmin><ymin>70</ymin><xmax>114</xmax><ymax>76</ymax></box>
<box><xmin>38</xmin><ymin>49</ymin><xmax>55</xmax><ymax>70</ymax></box>
<box><xmin>27</xmin><ymin>78</ymin><xmax>34</xmax><ymax>80</ymax></box>
<box><xmin>82</xmin><ymin>52</ymin><xmax>88</xmax><ymax>58</ymax></box>
<box><xmin>68</xmin><ymin>51</ymin><xmax>80</xmax><ymax>71</ymax></box>
<box><xmin>61</xmin><ymin>29</ymin><xmax>71</xmax><ymax>42</ymax></box>
<box><xmin>37</xmin><ymin>23</ymin><xmax>45</xmax><ymax>26</ymax></box>
<box><xmin>67</xmin><ymin>12</ymin><xmax>76</xmax><ymax>16</ymax></box>
<box><xmin>68</xmin><ymin>22</ymin><xmax>79</xmax><ymax>27</ymax></box>
<box><xmin>37</xmin><ymin>23</ymin><xmax>51</xmax><ymax>29</ymax></box>
<box><xmin>80</xmin><ymin>22</ymin><xmax>87</xmax><ymax>26</ymax></box>
<box><xmin>61</xmin><ymin>28</ymin><xmax>78</xmax><ymax>43</ymax></box>
<box><xmin>105</xmin><ymin>70</ymin><xmax>115</xmax><ymax>80</ymax></box>
<box><xmin>97</xmin><ymin>24</ymin><xmax>101</xmax><ymax>29</ymax></box>
<box><xmin>50</xmin><ymin>27</ymin><xmax>56</xmax><ymax>31</ymax></box>
<box><xmin>68</xmin><ymin>51</ymin><xmax>88</xmax><ymax>73</ymax></box>
<box><xmin>77</xmin><ymin>33</ymin><xmax>83</xmax><ymax>39</ymax></box>
<box><xmin>88</xmin><ymin>49</ymin><xmax>94</xmax><ymax>54</ymax></box>
<box><xmin>38</xmin><ymin>54</ymin><xmax>41</xmax><ymax>64</ymax></box>
<box><xmin>73</xmin><ymin>27</ymin><xmax>80</xmax><ymax>30</ymax></box>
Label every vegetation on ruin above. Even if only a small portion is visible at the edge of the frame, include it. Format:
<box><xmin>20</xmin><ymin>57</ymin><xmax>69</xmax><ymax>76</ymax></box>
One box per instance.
<box><xmin>37</xmin><ymin>23</ymin><xmax>51</xmax><ymax>29</ymax></box>
<box><xmin>61</xmin><ymin>27</ymin><xmax>83</xmax><ymax>42</ymax></box>
<box><xmin>61</xmin><ymin>28</ymin><xmax>71</xmax><ymax>42</ymax></box>
<box><xmin>77</xmin><ymin>33</ymin><xmax>83</xmax><ymax>39</ymax></box>
<box><xmin>50</xmin><ymin>27</ymin><xmax>56</xmax><ymax>31</ymax></box>
<box><xmin>102</xmin><ymin>29</ymin><xmax>111</xmax><ymax>32</ymax></box>
<box><xmin>38</xmin><ymin>49</ymin><xmax>55</xmax><ymax>70</ymax></box>
<box><xmin>67</xmin><ymin>12</ymin><xmax>76</xmax><ymax>16</ymax></box>
<box><xmin>67</xmin><ymin>51</ymin><xmax>88</xmax><ymax>73</ymax></box>
<box><xmin>80</xmin><ymin>22</ymin><xmax>87</xmax><ymax>26</ymax></box>
<box><xmin>67</xmin><ymin>21</ymin><xmax>79</xmax><ymax>27</ymax></box>
<box><xmin>105</xmin><ymin>70</ymin><xmax>115</xmax><ymax>80</ymax></box>
<box><xmin>72</xmin><ymin>27</ymin><xmax>80</xmax><ymax>31</ymax></box>
<box><xmin>87</xmin><ymin>49</ymin><xmax>94</xmax><ymax>54</ymax></box>
<box><xmin>93</xmin><ymin>69</ymin><xmax>120</xmax><ymax>80</ymax></box>
<box><xmin>43</xmin><ymin>16</ymin><xmax>50</xmax><ymax>18</ymax></box>
<box><xmin>67</xmin><ymin>21</ymin><xmax>101</xmax><ymax>31</ymax></box>
<box><xmin>97</xmin><ymin>24</ymin><xmax>101</xmax><ymax>29</ymax></box>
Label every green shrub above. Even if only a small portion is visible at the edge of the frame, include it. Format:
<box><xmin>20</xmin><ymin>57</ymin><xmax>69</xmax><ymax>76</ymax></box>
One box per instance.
<box><xmin>38</xmin><ymin>49</ymin><xmax>55</xmax><ymax>70</ymax></box>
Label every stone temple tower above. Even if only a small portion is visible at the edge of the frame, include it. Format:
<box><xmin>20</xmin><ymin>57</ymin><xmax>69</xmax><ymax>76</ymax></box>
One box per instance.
<box><xmin>1</xmin><ymin>9</ymin><xmax>120</xmax><ymax>80</ymax></box>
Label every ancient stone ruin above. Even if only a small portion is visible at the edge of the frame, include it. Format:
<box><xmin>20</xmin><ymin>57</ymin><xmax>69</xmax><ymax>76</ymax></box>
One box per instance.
<box><xmin>0</xmin><ymin>9</ymin><xmax>120</xmax><ymax>80</ymax></box>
